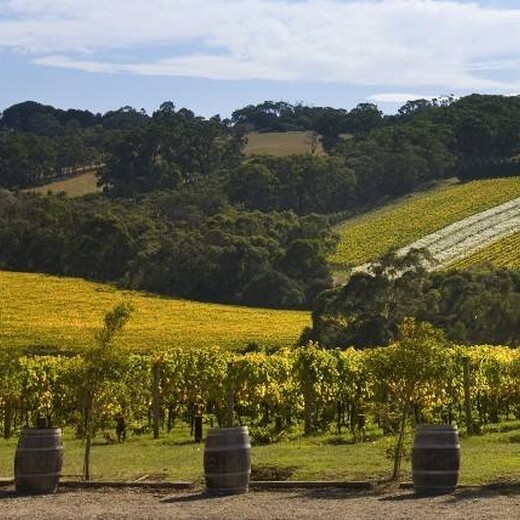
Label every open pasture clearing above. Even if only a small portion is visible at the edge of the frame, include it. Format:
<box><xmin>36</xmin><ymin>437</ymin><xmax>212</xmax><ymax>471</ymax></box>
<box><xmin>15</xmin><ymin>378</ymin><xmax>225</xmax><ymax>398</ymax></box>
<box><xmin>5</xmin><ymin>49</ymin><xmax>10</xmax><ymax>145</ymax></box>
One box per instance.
<box><xmin>329</xmin><ymin>177</ymin><xmax>520</xmax><ymax>271</ymax></box>
<box><xmin>23</xmin><ymin>172</ymin><xmax>100</xmax><ymax>198</ymax></box>
<box><xmin>0</xmin><ymin>270</ymin><xmax>309</xmax><ymax>352</ymax></box>
<box><xmin>245</xmin><ymin>131</ymin><xmax>324</xmax><ymax>156</ymax></box>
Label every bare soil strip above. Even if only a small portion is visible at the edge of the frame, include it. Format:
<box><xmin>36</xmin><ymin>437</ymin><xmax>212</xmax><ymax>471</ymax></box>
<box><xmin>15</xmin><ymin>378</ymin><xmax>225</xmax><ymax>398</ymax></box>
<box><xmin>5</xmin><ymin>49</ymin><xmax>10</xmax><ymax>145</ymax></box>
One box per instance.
<box><xmin>355</xmin><ymin>196</ymin><xmax>520</xmax><ymax>272</ymax></box>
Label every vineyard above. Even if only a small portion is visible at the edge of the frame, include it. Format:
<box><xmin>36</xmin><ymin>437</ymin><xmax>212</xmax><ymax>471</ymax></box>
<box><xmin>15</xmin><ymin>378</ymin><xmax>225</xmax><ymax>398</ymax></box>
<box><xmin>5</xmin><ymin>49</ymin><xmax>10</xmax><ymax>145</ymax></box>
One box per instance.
<box><xmin>0</xmin><ymin>270</ymin><xmax>309</xmax><ymax>352</ymax></box>
<box><xmin>1</xmin><ymin>319</ymin><xmax>519</xmax><ymax>450</ymax></box>
<box><xmin>329</xmin><ymin>178</ymin><xmax>520</xmax><ymax>271</ymax></box>
<box><xmin>447</xmin><ymin>230</ymin><xmax>520</xmax><ymax>271</ymax></box>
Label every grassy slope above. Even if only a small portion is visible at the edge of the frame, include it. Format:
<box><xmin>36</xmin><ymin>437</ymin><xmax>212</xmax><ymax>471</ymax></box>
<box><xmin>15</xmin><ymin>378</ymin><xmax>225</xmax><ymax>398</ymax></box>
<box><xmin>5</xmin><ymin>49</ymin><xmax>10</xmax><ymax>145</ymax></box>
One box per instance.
<box><xmin>447</xmin><ymin>230</ymin><xmax>520</xmax><ymax>271</ymax></box>
<box><xmin>0</xmin><ymin>270</ymin><xmax>309</xmax><ymax>352</ymax></box>
<box><xmin>23</xmin><ymin>172</ymin><xmax>100</xmax><ymax>197</ymax></box>
<box><xmin>329</xmin><ymin>178</ymin><xmax>520</xmax><ymax>271</ymax></box>
<box><xmin>244</xmin><ymin>131</ymin><xmax>324</xmax><ymax>157</ymax></box>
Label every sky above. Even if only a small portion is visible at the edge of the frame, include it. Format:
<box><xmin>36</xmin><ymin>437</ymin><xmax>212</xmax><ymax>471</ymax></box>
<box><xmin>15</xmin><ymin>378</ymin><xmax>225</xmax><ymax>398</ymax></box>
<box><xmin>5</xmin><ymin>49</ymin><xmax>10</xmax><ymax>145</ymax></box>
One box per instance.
<box><xmin>1</xmin><ymin>0</ymin><xmax>519</xmax><ymax>118</ymax></box>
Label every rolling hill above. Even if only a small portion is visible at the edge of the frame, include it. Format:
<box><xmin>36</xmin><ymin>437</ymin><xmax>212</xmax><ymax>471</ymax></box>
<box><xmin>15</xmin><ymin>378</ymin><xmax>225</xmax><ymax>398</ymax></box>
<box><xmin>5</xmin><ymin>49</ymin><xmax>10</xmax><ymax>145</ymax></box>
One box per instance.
<box><xmin>446</xmin><ymin>230</ymin><xmax>520</xmax><ymax>271</ymax></box>
<box><xmin>0</xmin><ymin>270</ymin><xmax>310</xmax><ymax>353</ymax></box>
<box><xmin>329</xmin><ymin>177</ymin><xmax>520</xmax><ymax>272</ymax></box>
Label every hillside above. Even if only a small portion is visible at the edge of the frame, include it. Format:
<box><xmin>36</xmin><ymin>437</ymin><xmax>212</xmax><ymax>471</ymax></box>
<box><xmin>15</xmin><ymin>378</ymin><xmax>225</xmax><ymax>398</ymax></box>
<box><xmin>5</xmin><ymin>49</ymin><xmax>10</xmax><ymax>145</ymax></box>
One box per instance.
<box><xmin>446</xmin><ymin>230</ymin><xmax>520</xmax><ymax>271</ymax></box>
<box><xmin>0</xmin><ymin>270</ymin><xmax>310</xmax><ymax>352</ymax></box>
<box><xmin>329</xmin><ymin>178</ymin><xmax>520</xmax><ymax>271</ymax></box>
<box><xmin>21</xmin><ymin>131</ymin><xmax>320</xmax><ymax>198</ymax></box>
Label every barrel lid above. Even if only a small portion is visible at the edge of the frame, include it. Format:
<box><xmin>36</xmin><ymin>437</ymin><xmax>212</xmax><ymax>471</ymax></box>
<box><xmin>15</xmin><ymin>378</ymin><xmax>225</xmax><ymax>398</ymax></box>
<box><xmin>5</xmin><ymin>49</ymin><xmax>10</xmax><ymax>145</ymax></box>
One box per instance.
<box><xmin>20</xmin><ymin>428</ymin><xmax>62</xmax><ymax>435</ymax></box>
<box><xmin>416</xmin><ymin>424</ymin><xmax>458</xmax><ymax>431</ymax></box>
<box><xmin>207</xmin><ymin>426</ymin><xmax>249</xmax><ymax>435</ymax></box>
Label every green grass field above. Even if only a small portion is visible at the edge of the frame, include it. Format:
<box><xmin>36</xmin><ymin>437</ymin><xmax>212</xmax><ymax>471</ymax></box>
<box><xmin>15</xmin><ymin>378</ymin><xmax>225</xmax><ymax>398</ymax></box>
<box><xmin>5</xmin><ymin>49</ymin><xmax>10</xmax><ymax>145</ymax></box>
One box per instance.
<box><xmin>0</xmin><ymin>270</ymin><xmax>310</xmax><ymax>352</ymax></box>
<box><xmin>1</xmin><ymin>422</ymin><xmax>519</xmax><ymax>485</ymax></box>
<box><xmin>447</xmin><ymin>230</ymin><xmax>520</xmax><ymax>271</ymax></box>
<box><xmin>329</xmin><ymin>178</ymin><xmax>520</xmax><ymax>271</ymax></box>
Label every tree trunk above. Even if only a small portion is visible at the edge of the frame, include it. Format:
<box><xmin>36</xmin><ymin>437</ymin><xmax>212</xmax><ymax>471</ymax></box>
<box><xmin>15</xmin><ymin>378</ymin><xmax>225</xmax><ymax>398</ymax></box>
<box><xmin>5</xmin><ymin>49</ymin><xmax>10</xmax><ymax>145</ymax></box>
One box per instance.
<box><xmin>83</xmin><ymin>408</ymin><xmax>93</xmax><ymax>481</ymax></box>
<box><xmin>3</xmin><ymin>399</ymin><xmax>13</xmax><ymax>439</ymax></box>
<box><xmin>392</xmin><ymin>401</ymin><xmax>410</xmax><ymax>481</ymax></box>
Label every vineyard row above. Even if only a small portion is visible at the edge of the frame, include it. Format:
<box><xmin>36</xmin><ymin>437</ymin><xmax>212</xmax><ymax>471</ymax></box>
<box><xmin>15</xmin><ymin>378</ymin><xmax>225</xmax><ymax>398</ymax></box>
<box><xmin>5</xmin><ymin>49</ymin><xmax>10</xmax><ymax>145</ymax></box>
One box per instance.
<box><xmin>1</xmin><ymin>321</ymin><xmax>519</xmax><ymax>443</ymax></box>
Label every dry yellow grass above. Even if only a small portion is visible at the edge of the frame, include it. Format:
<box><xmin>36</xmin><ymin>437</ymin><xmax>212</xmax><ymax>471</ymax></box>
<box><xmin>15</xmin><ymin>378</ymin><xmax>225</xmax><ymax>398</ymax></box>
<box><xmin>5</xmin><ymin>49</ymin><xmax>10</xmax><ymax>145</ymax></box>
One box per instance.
<box><xmin>0</xmin><ymin>270</ymin><xmax>310</xmax><ymax>352</ymax></box>
<box><xmin>24</xmin><ymin>172</ymin><xmax>100</xmax><ymax>197</ymax></box>
<box><xmin>245</xmin><ymin>131</ymin><xmax>324</xmax><ymax>156</ymax></box>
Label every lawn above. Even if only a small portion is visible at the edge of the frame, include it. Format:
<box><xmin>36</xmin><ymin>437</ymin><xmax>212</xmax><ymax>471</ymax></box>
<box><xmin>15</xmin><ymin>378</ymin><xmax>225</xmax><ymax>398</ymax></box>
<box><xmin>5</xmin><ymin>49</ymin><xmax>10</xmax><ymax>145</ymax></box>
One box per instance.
<box><xmin>1</xmin><ymin>422</ymin><xmax>519</xmax><ymax>485</ymax></box>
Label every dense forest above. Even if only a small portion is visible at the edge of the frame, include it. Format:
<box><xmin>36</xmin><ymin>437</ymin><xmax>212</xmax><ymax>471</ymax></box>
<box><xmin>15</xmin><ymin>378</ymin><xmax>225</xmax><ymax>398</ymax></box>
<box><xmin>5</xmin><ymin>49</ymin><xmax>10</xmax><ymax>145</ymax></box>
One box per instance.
<box><xmin>1</xmin><ymin>94</ymin><xmax>520</xmax><ymax>344</ymax></box>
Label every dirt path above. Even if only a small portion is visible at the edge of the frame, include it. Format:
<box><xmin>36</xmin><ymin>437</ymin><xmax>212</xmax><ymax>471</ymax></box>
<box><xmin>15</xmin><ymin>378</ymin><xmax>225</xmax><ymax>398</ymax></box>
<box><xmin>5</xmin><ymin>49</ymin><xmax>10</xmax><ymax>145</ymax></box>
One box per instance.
<box><xmin>1</xmin><ymin>486</ymin><xmax>520</xmax><ymax>520</ymax></box>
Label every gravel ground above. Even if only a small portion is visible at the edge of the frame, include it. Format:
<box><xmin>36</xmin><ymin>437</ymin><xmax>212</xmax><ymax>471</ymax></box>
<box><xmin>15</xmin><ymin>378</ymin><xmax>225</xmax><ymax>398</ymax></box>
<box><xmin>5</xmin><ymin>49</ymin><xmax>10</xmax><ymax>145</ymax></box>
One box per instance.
<box><xmin>1</xmin><ymin>486</ymin><xmax>520</xmax><ymax>519</ymax></box>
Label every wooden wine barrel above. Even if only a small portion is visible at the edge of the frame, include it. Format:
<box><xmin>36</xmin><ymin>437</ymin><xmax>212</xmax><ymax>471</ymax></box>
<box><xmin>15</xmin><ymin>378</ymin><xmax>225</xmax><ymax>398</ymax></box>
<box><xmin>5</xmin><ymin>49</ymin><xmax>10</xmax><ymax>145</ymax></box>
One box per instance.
<box><xmin>14</xmin><ymin>428</ymin><xmax>63</xmax><ymax>494</ymax></box>
<box><xmin>412</xmin><ymin>424</ymin><xmax>460</xmax><ymax>496</ymax></box>
<box><xmin>204</xmin><ymin>426</ymin><xmax>251</xmax><ymax>495</ymax></box>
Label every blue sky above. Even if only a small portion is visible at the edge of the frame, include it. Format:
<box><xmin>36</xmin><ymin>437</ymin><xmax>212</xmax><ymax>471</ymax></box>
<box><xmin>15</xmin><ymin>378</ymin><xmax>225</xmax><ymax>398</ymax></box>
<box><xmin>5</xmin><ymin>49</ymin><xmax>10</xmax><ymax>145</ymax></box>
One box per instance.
<box><xmin>1</xmin><ymin>0</ymin><xmax>519</xmax><ymax>117</ymax></box>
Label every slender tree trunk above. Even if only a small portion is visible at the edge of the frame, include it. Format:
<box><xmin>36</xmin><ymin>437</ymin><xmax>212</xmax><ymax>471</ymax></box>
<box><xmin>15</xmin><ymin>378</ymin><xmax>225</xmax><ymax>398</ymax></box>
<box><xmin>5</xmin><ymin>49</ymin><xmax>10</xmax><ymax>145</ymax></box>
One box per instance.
<box><xmin>392</xmin><ymin>401</ymin><xmax>410</xmax><ymax>481</ymax></box>
<box><xmin>3</xmin><ymin>399</ymin><xmax>13</xmax><ymax>439</ymax></box>
<box><xmin>83</xmin><ymin>408</ymin><xmax>93</xmax><ymax>481</ymax></box>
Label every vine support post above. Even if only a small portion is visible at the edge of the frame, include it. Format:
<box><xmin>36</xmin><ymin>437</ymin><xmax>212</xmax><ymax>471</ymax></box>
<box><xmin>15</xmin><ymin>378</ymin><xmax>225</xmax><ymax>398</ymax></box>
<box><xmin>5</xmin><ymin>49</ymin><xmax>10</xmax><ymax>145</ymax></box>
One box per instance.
<box><xmin>462</xmin><ymin>356</ymin><xmax>474</xmax><ymax>435</ymax></box>
<box><xmin>152</xmin><ymin>361</ymin><xmax>161</xmax><ymax>440</ymax></box>
<box><xmin>303</xmin><ymin>371</ymin><xmax>314</xmax><ymax>435</ymax></box>
<box><xmin>3</xmin><ymin>399</ymin><xmax>13</xmax><ymax>439</ymax></box>
<box><xmin>225</xmin><ymin>385</ymin><xmax>235</xmax><ymax>427</ymax></box>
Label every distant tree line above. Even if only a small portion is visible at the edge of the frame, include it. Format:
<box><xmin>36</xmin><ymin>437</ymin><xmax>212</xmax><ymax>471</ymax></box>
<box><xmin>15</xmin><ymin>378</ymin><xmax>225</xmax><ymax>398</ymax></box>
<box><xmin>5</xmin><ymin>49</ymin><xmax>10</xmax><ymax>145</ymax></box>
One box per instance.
<box><xmin>0</xmin><ymin>189</ymin><xmax>335</xmax><ymax>309</ymax></box>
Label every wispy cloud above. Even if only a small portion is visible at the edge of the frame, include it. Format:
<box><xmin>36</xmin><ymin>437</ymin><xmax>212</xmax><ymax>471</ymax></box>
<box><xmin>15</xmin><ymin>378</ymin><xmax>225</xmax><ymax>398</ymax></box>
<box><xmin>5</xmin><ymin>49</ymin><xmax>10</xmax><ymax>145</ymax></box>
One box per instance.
<box><xmin>1</xmin><ymin>0</ymin><xmax>520</xmax><ymax>92</ymax></box>
<box><xmin>368</xmin><ymin>93</ymin><xmax>439</xmax><ymax>104</ymax></box>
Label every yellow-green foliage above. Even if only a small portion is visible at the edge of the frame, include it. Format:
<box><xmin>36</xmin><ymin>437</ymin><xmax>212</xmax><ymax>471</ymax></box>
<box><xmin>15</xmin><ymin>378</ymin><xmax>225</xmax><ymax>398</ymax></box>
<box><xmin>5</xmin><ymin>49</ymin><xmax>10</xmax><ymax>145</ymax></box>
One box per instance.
<box><xmin>330</xmin><ymin>178</ymin><xmax>520</xmax><ymax>270</ymax></box>
<box><xmin>447</xmin><ymin>231</ymin><xmax>520</xmax><ymax>271</ymax></box>
<box><xmin>0</xmin><ymin>270</ymin><xmax>310</xmax><ymax>352</ymax></box>
<box><xmin>245</xmin><ymin>131</ymin><xmax>324</xmax><ymax>156</ymax></box>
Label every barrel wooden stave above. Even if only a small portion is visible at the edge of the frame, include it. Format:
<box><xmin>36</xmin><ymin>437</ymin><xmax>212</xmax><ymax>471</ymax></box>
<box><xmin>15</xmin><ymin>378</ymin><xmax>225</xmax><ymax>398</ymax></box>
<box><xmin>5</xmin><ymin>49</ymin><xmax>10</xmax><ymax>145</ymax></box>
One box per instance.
<box><xmin>412</xmin><ymin>425</ymin><xmax>460</xmax><ymax>496</ymax></box>
<box><xmin>204</xmin><ymin>426</ymin><xmax>251</xmax><ymax>495</ymax></box>
<box><xmin>14</xmin><ymin>428</ymin><xmax>63</xmax><ymax>494</ymax></box>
